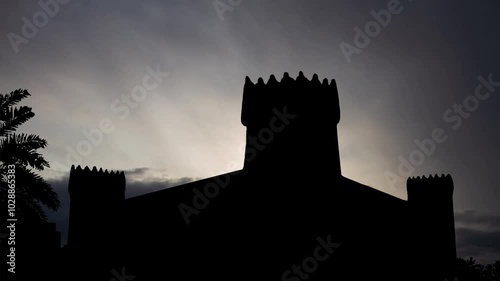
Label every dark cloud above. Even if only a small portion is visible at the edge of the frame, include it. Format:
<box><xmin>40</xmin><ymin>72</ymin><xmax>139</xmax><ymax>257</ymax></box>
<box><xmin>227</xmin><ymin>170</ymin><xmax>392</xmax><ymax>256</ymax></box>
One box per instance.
<box><xmin>121</xmin><ymin>167</ymin><xmax>198</xmax><ymax>197</ymax></box>
<box><xmin>455</xmin><ymin>210</ymin><xmax>500</xmax><ymax>264</ymax></box>
<box><xmin>456</xmin><ymin>210</ymin><xmax>500</xmax><ymax>230</ymax></box>
<box><xmin>125</xmin><ymin>175</ymin><xmax>196</xmax><ymax>198</ymax></box>
<box><xmin>456</xmin><ymin>227</ymin><xmax>500</xmax><ymax>252</ymax></box>
<box><xmin>124</xmin><ymin>167</ymin><xmax>150</xmax><ymax>177</ymax></box>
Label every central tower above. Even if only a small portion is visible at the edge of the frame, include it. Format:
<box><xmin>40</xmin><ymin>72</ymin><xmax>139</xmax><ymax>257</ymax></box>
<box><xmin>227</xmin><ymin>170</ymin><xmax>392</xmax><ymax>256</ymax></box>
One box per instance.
<box><xmin>241</xmin><ymin>71</ymin><xmax>342</xmax><ymax>177</ymax></box>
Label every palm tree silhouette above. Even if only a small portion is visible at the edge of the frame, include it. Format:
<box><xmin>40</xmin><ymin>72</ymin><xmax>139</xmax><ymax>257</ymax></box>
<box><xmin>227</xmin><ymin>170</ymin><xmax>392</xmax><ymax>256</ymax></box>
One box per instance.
<box><xmin>0</xmin><ymin>89</ymin><xmax>60</xmax><ymax>223</ymax></box>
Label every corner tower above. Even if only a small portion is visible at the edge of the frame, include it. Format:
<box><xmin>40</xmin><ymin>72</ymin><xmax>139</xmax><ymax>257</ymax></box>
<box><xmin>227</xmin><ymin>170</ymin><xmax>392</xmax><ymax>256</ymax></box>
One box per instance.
<box><xmin>241</xmin><ymin>71</ymin><xmax>342</xmax><ymax>176</ymax></box>
<box><xmin>407</xmin><ymin>174</ymin><xmax>456</xmax><ymax>280</ymax></box>
<box><xmin>67</xmin><ymin>165</ymin><xmax>126</xmax><ymax>252</ymax></box>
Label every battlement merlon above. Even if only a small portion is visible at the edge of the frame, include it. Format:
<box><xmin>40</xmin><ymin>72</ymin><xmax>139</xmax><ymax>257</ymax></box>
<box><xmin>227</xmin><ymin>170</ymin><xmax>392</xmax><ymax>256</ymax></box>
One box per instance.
<box><xmin>68</xmin><ymin>165</ymin><xmax>126</xmax><ymax>194</ymax></box>
<box><xmin>407</xmin><ymin>174</ymin><xmax>454</xmax><ymax>202</ymax></box>
<box><xmin>241</xmin><ymin>71</ymin><xmax>341</xmax><ymax>128</ymax></box>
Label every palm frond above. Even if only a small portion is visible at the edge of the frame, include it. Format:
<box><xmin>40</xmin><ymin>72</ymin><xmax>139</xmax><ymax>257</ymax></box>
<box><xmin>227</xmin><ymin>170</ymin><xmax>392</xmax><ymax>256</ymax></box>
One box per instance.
<box><xmin>0</xmin><ymin>89</ymin><xmax>31</xmax><ymax>110</ymax></box>
<box><xmin>0</xmin><ymin>133</ymin><xmax>49</xmax><ymax>170</ymax></box>
<box><xmin>0</xmin><ymin>106</ymin><xmax>35</xmax><ymax>136</ymax></box>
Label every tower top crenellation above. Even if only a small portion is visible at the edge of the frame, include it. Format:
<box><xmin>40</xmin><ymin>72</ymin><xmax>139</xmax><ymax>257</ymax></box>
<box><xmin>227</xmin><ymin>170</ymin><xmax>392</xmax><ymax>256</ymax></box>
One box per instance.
<box><xmin>241</xmin><ymin>71</ymin><xmax>341</xmax><ymax>127</ymax></box>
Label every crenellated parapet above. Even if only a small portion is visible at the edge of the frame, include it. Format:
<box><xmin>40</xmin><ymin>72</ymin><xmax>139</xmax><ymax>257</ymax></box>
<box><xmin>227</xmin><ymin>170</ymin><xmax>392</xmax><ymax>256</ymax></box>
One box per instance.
<box><xmin>241</xmin><ymin>71</ymin><xmax>341</xmax><ymax>128</ymax></box>
<box><xmin>407</xmin><ymin>174</ymin><xmax>454</xmax><ymax>203</ymax></box>
<box><xmin>68</xmin><ymin>165</ymin><xmax>125</xmax><ymax>195</ymax></box>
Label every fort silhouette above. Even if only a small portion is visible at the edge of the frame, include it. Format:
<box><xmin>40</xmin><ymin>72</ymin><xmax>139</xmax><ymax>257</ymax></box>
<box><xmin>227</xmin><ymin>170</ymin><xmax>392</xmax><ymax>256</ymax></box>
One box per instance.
<box><xmin>18</xmin><ymin>72</ymin><xmax>457</xmax><ymax>281</ymax></box>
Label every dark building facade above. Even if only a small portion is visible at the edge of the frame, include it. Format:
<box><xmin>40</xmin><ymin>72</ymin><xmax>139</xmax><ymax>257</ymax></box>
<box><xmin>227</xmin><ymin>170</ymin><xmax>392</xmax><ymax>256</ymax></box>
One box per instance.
<box><xmin>64</xmin><ymin>72</ymin><xmax>457</xmax><ymax>281</ymax></box>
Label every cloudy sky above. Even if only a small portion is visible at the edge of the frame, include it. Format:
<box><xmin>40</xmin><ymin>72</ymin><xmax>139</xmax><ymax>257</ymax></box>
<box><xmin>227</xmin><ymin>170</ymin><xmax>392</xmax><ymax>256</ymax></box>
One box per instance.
<box><xmin>1</xmin><ymin>0</ymin><xmax>499</xmax><ymax>264</ymax></box>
